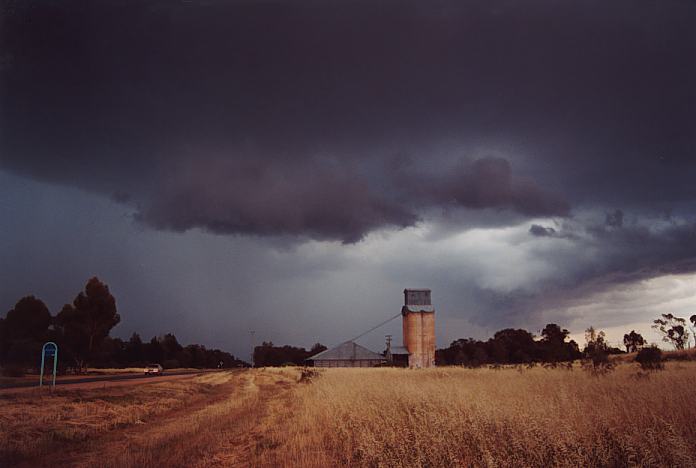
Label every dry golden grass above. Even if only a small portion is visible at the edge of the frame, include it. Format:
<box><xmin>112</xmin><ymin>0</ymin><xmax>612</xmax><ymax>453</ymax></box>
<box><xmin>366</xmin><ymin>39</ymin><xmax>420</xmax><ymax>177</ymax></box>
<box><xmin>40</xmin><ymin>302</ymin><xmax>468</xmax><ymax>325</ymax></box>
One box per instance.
<box><xmin>99</xmin><ymin>369</ymin><xmax>299</xmax><ymax>468</ymax></box>
<box><xmin>260</xmin><ymin>362</ymin><xmax>696</xmax><ymax>467</ymax></box>
<box><xmin>2</xmin><ymin>364</ymin><xmax>695</xmax><ymax>467</ymax></box>
<box><xmin>0</xmin><ymin>371</ymin><xmax>237</xmax><ymax>465</ymax></box>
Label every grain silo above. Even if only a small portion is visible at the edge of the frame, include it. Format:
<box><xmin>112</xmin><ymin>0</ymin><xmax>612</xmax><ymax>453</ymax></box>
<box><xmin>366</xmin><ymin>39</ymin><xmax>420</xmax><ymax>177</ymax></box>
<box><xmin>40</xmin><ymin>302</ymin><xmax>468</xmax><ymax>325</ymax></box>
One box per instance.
<box><xmin>401</xmin><ymin>289</ymin><xmax>436</xmax><ymax>368</ymax></box>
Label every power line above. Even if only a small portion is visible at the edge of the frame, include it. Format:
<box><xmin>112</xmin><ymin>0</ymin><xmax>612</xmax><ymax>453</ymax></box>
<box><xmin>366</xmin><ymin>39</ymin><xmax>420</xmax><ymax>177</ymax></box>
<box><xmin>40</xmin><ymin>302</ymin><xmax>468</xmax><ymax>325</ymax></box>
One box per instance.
<box><xmin>344</xmin><ymin>312</ymin><xmax>402</xmax><ymax>344</ymax></box>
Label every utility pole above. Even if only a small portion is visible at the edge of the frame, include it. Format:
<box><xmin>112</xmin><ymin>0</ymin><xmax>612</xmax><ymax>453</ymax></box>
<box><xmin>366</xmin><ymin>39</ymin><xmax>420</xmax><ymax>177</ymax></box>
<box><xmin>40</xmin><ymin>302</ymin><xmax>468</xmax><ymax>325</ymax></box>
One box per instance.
<box><xmin>385</xmin><ymin>334</ymin><xmax>392</xmax><ymax>363</ymax></box>
<box><xmin>250</xmin><ymin>330</ymin><xmax>255</xmax><ymax>368</ymax></box>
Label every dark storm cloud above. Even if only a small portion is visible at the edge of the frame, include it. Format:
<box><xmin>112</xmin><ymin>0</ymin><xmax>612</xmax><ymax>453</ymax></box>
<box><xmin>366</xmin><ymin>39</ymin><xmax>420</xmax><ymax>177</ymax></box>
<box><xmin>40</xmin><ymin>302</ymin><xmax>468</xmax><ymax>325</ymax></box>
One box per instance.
<box><xmin>133</xmin><ymin>156</ymin><xmax>419</xmax><ymax>243</ymax></box>
<box><xmin>127</xmin><ymin>154</ymin><xmax>567</xmax><ymax>242</ymax></box>
<box><xmin>413</xmin><ymin>158</ymin><xmax>569</xmax><ymax>217</ymax></box>
<box><xmin>2</xmin><ymin>0</ymin><xmax>694</xmax><ymax>242</ymax></box>
<box><xmin>529</xmin><ymin>224</ymin><xmax>556</xmax><ymax>237</ymax></box>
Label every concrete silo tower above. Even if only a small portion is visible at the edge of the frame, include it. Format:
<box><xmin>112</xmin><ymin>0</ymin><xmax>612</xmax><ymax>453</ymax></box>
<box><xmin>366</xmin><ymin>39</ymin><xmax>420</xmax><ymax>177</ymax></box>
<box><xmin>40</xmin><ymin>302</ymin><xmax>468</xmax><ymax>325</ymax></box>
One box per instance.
<box><xmin>402</xmin><ymin>289</ymin><xmax>436</xmax><ymax>368</ymax></box>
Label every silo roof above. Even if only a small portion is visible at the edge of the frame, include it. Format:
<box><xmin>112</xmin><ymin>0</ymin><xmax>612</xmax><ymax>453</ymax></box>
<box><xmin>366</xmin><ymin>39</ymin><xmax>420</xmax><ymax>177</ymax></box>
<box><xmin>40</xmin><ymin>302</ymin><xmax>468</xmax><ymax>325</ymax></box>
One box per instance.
<box><xmin>402</xmin><ymin>305</ymin><xmax>435</xmax><ymax>313</ymax></box>
<box><xmin>307</xmin><ymin>341</ymin><xmax>386</xmax><ymax>361</ymax></box>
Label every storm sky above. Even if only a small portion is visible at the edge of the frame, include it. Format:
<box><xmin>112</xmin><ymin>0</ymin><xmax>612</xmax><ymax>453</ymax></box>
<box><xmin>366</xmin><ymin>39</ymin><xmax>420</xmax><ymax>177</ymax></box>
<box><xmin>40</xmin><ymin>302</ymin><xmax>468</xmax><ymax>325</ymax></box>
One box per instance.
<box><xmin>1</xmin><ymin>0</ymin><xmax>695</xmax><ymax>357</ymax></box>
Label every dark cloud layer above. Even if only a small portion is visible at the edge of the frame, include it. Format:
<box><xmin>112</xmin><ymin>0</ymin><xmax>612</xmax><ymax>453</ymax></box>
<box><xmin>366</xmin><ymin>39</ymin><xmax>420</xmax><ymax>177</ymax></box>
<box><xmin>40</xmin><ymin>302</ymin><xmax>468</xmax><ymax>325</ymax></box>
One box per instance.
<box><xmin>134</xmin><ymin>157</ymin><xmax>419</xmax><ymax>243</ymax></box>
<box><xmin>2</xmin><ymin>0</ymin><xmax>694</xmax><ymax>242</ymax></box>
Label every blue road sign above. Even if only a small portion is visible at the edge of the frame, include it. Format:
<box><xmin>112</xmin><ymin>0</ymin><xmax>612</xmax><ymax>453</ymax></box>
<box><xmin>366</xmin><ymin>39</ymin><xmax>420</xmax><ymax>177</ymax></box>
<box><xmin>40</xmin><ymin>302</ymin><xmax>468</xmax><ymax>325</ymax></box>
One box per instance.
<box><xmin>40</xmin><ymin>342</ymin><xmax>58</xmax><ymax>389</ymax></box>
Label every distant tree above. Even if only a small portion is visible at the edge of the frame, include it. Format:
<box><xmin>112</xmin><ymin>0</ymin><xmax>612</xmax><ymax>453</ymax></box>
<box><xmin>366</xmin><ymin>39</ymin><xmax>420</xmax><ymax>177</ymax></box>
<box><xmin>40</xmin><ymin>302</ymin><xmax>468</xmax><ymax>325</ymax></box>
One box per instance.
<box><xmin>584</xmin><ymin>327</ymin><xmax>606</xmax><ymax>353</ymax></box>
<box><xmin>309</xmin><ymin>343</ymin><xmax>327</xmax><ymax>356</ymax></box>
<box><xmin>636</xmin><ymin>346</ymin><xmax>663</xmax><ymax>371</ymax></box>
<box><xmin>93</xmin><ymin>336</ymin><xmax>126</xmax><ymax>367</ymax></box>
<box><xmin>542</xmin><ymin>323</ymin><xmax>570</xmax><ymax>344</ymax></box>
<box><xmin>55</xmin><ymin>277</ymin><xmax>120</xmax><ymax>371</ymax></box>
<box><xmin>3</xmin><ymin>296</ymin><xmax>51</xmax><ymax>342</ymax></box>
<box><xmin>0</xmin><ymin>318</ymin><xmax>6</xmax><ymax>364</ymax></box>
<box><xmin>159</xmin><ymin>333</ymin><xmax>183</xmax><ymax>361</ymax></box>
<box><xmin>1</xmin><ymin>296</ymin><xmax>52</xmax><ymax>366</ymax></box>
<box><xmin>652</xmin><ymin>314</ymin><xmax>689</xmax><ymax>350</ymax></box>
<box><xmin>583</xmin><ymin>326</ymin><xmax>614</xmax><ymax>375</ymax></box>
<box><xmin>471</xmin><ymin>346</ymin><xmax>489</xmax><ymax>367</ymax></box>
<box><xmin>185</xmin><ymin>344</ymin><xmax>206</xmax><ymax>368</ymax></box>
<box><xmin>145</xmin><ymin>336</ymin><xmax>164</xmax><ymax>364</ymax></box>
<box><xmin>539</xmin><ymin>323</ymin><xmax>579</xmax><ymax>362</ymax></box>
<box><xmin>125</xmin><ymin>333</ymin><xmax>144</xmax><ymax>364</ymax></box>
<box><xmin>623</xmin><ymin>330</ymin><xmax>646</xmax><ymax>353</ymax></box>
<box><xmin>436</xmin><ymin>338</ymin><xmax>487</xmax><ymax>366</ymax></box>
<box><xmin>253</xmin><ymin>342</ymin><xmax>324</xmax><ymax>367</ymax></box>
<box><xmin>490</xmin><ymin>328</ymin><xmax>536</xmax><ymax>363</ymax></box>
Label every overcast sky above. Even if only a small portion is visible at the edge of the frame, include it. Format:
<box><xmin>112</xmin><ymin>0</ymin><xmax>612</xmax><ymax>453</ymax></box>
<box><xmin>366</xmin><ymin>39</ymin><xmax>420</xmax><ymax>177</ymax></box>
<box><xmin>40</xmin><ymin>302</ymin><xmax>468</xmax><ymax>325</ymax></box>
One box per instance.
<box><xmin>1</xmin><ymin>0</ymin><xmax>695</xmax><ymax>358</ymax></box>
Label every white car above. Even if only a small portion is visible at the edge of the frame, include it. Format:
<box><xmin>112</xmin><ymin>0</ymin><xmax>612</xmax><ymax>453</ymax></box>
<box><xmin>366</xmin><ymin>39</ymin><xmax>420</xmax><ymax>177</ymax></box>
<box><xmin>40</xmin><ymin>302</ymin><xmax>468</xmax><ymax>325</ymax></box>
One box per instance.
<box><xmin>144</xmin><ymin>364</ymin><xmax>164</xmax><ymax>375</ymax></box>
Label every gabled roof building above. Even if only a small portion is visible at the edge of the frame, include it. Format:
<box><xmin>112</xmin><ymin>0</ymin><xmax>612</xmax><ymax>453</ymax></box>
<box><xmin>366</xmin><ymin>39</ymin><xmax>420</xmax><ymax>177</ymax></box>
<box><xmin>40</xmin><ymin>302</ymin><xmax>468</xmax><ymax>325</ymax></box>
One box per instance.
<box><xmin>307</xmin><ymin>288</ymin><xmax>436</xmax><ymax>368</ymax></box>
<box><xmin>307</xmin><ymin>341</ymin><xmax>386</xmax><ymax>367</ymax></box>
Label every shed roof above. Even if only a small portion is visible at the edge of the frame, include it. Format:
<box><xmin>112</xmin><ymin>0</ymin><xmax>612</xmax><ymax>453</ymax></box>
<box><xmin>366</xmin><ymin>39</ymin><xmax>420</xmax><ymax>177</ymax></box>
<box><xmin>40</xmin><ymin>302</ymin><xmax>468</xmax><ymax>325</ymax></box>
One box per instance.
<box><xmin>307</xmin><ymin>341</ymin><xmax>386</xmax><ymax>361</ymax></box>
<box><xmin>389</xmin><ymin>346</ymin><xmax>410</xmax><ymax>355</ymax></box>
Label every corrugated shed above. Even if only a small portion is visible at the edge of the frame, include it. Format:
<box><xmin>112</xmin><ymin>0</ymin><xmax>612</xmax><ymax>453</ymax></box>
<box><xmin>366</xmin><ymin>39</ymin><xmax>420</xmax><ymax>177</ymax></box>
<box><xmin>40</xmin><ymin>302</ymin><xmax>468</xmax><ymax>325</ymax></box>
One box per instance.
<box><xmin>308</xmin><ymin>341</ymin><xmax>386</xmax><ymax>361</ymax></box>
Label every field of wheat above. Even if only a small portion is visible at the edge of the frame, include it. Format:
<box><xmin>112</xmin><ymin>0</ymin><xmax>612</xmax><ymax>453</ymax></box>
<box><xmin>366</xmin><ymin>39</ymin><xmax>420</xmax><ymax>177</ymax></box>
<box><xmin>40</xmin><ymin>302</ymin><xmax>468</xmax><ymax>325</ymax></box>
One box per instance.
<box><xmin>2</xmin><ymin>363</ymin><xmax>696</xmax><ymax>467</ymax></box>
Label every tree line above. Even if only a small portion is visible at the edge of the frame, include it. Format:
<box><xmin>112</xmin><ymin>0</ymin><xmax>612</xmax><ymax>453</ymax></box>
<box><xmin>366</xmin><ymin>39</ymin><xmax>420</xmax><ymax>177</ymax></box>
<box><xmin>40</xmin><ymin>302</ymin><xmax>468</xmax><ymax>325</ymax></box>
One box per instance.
<box><xmin>436</xmin><ymin>316</ymin><xmax>696</xmax><ymax>369</ymax></box>
<box><xmin>436</xmin><ymin>324</ymin><xmax>593</xmax><ymax>366</ymax></box>
<box><xmin>0</xmin><ymin>277</ymin><xmax>247</xmax><ymax>374</ymax></box>
<box><xmin>253</xmin><ymin>342</ymin><xmax>327</xmax><ymax>367</ymax></box>
<box><xmin>251</xmin><ymin>319</ymin><xmax>690</xmax><ymax>368</ymax></box>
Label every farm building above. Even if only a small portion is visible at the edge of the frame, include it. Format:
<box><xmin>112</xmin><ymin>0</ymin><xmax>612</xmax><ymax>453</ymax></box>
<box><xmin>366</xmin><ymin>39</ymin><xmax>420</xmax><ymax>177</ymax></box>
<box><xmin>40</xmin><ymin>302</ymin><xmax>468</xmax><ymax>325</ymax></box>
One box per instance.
<box><xmin>307</xmin><ymin>288</ymin><xmax>436</xmax><ymax>368</ymax></box>
<box><xmin>384</xmin><ymin>343</ymin><xmax>410</xmax><ymax>367</ymax></box>
<box><xmin>307</xmin><ymin>341</ymin><xmax>386</xmax><ymax>367</ymax></box>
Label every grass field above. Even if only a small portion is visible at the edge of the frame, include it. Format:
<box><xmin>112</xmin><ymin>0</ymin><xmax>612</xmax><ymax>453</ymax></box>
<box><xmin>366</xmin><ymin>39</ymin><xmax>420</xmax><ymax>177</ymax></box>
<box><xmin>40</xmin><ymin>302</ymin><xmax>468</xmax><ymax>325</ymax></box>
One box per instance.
<box><xmin>1</xmin><ymin>362</ymin><xmax>695</xmax><ymax>467</ymax></box>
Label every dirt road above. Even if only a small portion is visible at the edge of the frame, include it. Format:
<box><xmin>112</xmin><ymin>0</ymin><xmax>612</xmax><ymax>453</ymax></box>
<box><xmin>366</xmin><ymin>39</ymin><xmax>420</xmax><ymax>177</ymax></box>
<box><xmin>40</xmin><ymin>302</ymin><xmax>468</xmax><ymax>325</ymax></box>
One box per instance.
<box><xmin>7</xmin><ymin>369</ymin><xmax>299</xmax><ymax>467</ymax></box>
<box><xmin>0</xmin><ymin>370</ymin><xmax>220</xmax><ymax>395</ymax></box>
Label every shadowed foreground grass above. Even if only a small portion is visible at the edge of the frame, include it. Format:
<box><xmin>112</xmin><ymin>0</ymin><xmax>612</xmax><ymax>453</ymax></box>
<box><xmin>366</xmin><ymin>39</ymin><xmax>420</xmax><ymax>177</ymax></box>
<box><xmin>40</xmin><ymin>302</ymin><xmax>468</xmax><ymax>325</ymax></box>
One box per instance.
<box><xmin>1</xmin><ymin>363</ymin><xmax>695</xmax><ymax>467</ymax></box>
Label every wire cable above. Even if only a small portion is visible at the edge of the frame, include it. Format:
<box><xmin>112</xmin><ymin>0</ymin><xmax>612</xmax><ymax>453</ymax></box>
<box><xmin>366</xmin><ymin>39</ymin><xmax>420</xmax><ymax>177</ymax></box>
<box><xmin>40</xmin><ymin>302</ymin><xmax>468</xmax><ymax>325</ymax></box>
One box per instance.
<box><xmin>343</xmin><ymin>311</ymin><xmax>403</xmax><ymax>344</ymax></box>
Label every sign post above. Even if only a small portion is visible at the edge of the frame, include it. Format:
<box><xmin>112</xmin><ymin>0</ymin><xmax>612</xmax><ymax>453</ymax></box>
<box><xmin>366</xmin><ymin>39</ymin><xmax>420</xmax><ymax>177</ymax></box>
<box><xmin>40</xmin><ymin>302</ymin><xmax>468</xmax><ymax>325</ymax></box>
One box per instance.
<box><xmin>39</xmin><ymin>342</ymin><xmax>58</xmax><ymax>389</ymax></box>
